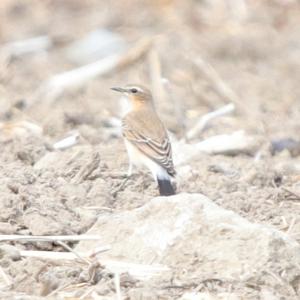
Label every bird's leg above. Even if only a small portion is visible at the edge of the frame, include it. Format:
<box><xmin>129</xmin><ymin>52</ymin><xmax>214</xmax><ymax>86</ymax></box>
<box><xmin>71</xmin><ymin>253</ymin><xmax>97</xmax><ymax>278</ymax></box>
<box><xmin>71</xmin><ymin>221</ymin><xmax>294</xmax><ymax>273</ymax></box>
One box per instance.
<box><xmin>111</xmin><ymin>163</ymin><xmax>133</xmax><ymax>179</ymax></box>
<box><xmin>127</xmin><ymin>163</ymin><xmax>133</xmax><ymax>178</ymax></box>
<box><xmin>120</xmin><ymin>163</ymin><xmax>133</xmax><ymax>187</ymax></box>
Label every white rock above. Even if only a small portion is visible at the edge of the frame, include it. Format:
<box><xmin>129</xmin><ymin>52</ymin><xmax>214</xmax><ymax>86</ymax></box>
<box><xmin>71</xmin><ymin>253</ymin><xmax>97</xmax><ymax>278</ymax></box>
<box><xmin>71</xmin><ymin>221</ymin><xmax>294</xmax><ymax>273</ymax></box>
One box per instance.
<box><xmin>174</xmin><ymin>131</ymin><xmax>261</xmax><ymax>166</ymax></box>
<box><xmin>76</xmin><ymin>193</ymin><xmax>300</xmax><ymax>296</ymax></box>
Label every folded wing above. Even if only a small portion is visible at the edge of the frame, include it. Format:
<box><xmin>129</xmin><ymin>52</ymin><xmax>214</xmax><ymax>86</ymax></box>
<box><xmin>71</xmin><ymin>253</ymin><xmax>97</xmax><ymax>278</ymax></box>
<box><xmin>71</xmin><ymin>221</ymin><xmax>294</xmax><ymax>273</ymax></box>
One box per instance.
<box><xmin>122</xmin><ymin>118</ymin><xmax>176</xmax><ymax>177</ymax></box>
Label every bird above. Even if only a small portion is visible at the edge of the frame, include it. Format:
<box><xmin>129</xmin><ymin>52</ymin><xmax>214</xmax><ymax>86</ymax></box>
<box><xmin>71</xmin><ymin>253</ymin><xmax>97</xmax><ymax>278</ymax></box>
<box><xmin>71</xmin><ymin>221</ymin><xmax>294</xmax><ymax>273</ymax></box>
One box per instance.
<box><xmin>111</xmin><ymin>84</ymin><xmax>176</xmax><ymax>196</ymax></box>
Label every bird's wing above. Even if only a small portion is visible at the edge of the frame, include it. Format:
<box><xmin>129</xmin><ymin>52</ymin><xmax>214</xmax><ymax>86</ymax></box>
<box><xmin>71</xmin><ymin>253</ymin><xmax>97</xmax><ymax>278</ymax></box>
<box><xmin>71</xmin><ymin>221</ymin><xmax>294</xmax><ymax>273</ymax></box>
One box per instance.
<box><xmin>122</xmin><ymin>116</ymin><xmax>176</xmax><ymax>176</ymax></box>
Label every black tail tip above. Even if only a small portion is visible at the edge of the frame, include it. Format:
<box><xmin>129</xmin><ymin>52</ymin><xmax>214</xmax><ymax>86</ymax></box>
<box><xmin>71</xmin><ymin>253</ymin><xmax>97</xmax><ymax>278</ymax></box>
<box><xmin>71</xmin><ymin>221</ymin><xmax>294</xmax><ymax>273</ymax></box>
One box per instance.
<box><xmin>157</xmin><ymin>179</ymin><xmax>176</xmax><ymax>196</ymax></box>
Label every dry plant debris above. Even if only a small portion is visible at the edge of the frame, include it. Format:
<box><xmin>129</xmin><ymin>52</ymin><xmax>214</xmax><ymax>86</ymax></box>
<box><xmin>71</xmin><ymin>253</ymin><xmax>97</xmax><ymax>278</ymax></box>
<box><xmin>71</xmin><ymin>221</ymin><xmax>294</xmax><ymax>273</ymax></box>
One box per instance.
<box><xmin>0</xmin><ymin>0</ymin><xmax>300</xmax><ymax>299</ymax></box>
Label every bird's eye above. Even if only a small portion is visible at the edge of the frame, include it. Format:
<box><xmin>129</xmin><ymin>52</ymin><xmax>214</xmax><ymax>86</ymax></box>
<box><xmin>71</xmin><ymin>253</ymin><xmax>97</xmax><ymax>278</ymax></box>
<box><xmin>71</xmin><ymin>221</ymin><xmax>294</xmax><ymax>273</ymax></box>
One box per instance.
<box><xmin>130</xmin><ymin>88</ymin><xmax>138</xmax><ymax>93</ymax></box>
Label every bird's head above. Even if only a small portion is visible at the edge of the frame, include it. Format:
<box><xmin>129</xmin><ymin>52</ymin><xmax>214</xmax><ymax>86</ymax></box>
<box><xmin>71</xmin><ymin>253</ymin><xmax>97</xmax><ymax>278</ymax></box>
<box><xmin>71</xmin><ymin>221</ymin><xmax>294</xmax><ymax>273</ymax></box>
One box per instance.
<box><xmin>111</xmin><ymin>84</ymin><xmax>153</xmax><ymax>109</ymax></box>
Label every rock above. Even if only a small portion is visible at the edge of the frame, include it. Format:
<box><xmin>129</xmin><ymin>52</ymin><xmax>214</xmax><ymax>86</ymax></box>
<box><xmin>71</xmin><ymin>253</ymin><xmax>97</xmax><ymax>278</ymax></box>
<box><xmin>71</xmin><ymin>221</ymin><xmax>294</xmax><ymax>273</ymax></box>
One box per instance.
<box><xmin>271</xmin><ymin>138</ymin><xmax>300</xmax><ymax>157</ymax></box>
<box><xmin>76</xmin><ymin>193</ymin><xmax>300</xmax><ymax>298</ymax></box>
<box><xmin>0</xmin><ymin>222</ymin><xmax>17</xmax><ymax>234</ymax></box>
<box><xmin>0</xmin><ymin>244</ymin><xmax>21</xmax><ymax>261</ymax></box>
<box><xmin>174</xmin><ymin>131</ymin><xmax>261</xmax><ymax>166</ymax></box>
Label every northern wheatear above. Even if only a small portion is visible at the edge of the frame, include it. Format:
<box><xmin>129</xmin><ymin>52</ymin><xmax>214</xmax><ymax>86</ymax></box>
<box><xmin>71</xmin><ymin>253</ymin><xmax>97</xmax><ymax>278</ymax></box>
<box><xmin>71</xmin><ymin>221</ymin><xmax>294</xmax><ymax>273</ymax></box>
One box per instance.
<box><xmin>111</xmin><ymin>84</ymin><xmax>176</xmax><ymax>196</ymax></box>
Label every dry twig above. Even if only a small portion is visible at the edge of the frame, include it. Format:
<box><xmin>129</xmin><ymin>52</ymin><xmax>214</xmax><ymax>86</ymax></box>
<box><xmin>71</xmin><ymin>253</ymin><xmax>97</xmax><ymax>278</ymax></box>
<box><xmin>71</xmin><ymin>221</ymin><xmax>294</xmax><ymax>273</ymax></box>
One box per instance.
<box><xmin>282</xmin><ymin>187</ymin><xmax>300</xmax><ymax>201</ymax></box>
<box><xmin>56</xmin><ymin>241</ymin><xmax>90</xmax><ymax>265</ymax></box>
<box><xmin>53</xmin><ymin>131</ymin><xmax>80</xmax><ymax>150</ymax></box>
<box><xmin>0</xmin><ymin>234</ymin><xmax>102</xmax><ymax>242</ymax></box>
<box><xmin>114</xmin><ymin>272</ymin><xmax>122</xmax><ymax>300</ymax></box>
<box><xmin>148</xmin><ymin>47</ymin><xmax>166</xmax><ymax>105</ymax></box>
<box><xmin>287</xmin><ymin>217</ymin><xmax>296</xmax><ymax>235</ymax></box>
<box><xmin>194</xmin><ymin>58</ymin><xmax>243</xmax><ymax>110</ymax></box>
<box><xmin>19</xmin><ymin>250</ymin><xmax>169</xmax><ymax>280</ymax></box>
<box><xmin>186</xmin><ymin>103</ymin><xmax>235</xmax><ymax>140</ymax></box>
<box><xmin>35</xmin><ymin>38</ymin><xmax>152</xmax><ymax>103</ymax></box>
<box><xmin>0</xmin><ymin>267</ymin><xmax>12</xmax><ymax>287</ymax></box>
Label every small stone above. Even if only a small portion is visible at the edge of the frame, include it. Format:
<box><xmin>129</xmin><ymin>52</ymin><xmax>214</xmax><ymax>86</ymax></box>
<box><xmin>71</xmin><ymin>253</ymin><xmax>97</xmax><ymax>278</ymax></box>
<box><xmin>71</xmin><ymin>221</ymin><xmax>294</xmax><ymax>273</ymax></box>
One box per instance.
<box><xmin>0</xmin><ymin>245</ymin><xmax>21</xmax><ymax>261</ymax></box>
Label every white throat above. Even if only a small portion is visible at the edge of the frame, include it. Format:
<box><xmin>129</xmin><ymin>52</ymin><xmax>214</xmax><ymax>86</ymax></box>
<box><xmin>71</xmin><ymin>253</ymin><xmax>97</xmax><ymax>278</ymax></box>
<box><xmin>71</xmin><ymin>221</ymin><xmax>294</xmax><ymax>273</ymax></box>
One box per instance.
<box><xmin>118</xmin><ymin>95</ymin><xmax>133</xmax><ymax>117</ymax></box>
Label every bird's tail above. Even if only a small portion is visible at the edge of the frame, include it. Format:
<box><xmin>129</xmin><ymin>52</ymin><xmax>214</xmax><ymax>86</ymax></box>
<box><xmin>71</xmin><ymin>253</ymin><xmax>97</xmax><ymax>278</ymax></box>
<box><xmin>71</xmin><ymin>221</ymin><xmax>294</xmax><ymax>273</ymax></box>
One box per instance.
<box><xmin>157</xmin><ymin>178</ymin><xmax>175</xmax><ymax>196</ymax></box>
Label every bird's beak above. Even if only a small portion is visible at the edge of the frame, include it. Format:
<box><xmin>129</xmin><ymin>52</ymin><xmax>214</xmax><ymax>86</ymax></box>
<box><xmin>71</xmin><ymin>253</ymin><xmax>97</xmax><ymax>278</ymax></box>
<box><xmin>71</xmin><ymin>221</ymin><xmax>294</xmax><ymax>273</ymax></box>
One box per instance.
<box><xmin>111</xmin><ymin>87</ymin><xmax>127</xmax><ymax>93</ymax></box>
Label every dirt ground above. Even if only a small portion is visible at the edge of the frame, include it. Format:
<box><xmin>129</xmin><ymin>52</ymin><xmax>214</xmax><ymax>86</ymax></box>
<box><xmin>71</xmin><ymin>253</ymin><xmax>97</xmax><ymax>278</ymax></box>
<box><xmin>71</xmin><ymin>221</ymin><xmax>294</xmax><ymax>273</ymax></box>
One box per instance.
<box><xmin>0</xmin><ymin>0</ymin><xmax>300</xmax><ymax>299</ymax></box>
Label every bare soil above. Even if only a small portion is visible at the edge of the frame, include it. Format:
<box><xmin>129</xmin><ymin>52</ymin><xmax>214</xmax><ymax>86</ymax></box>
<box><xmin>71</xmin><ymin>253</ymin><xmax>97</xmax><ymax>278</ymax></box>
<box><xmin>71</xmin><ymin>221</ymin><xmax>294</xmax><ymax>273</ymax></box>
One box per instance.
<box><xmin>0</xmin><ymin>0</ymin><xmax>300</xmax><ymax>299</ymax></box>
